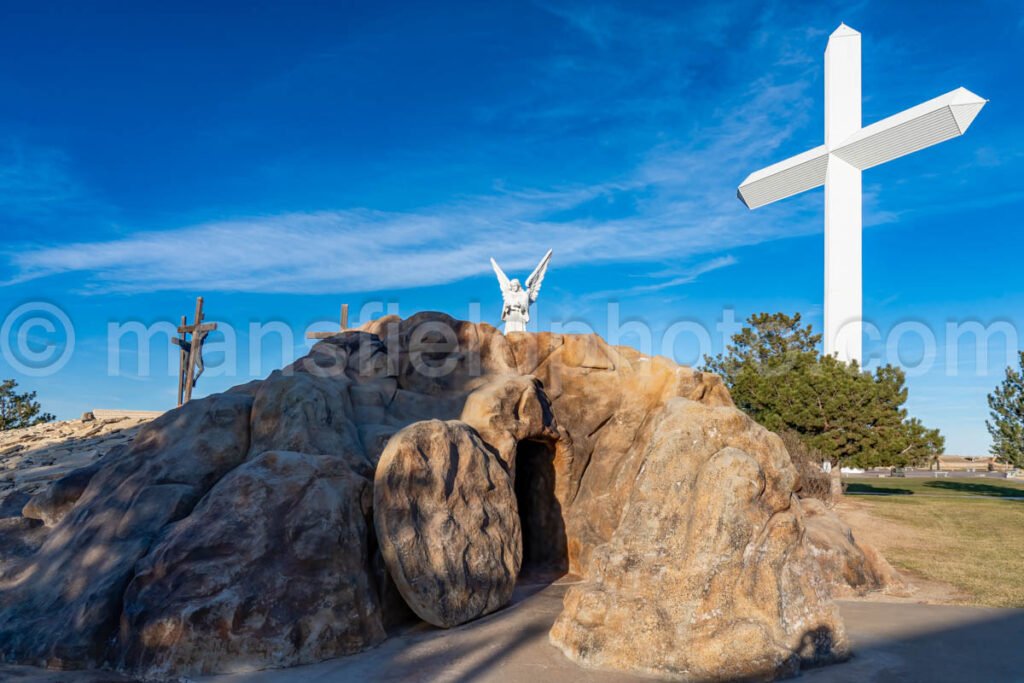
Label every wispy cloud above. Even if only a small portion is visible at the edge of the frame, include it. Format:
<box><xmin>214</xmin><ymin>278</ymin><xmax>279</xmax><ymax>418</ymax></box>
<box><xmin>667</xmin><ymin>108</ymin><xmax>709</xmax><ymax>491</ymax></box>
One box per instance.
<box><xmin>3</xmin><ymin>2</ymin><xmax>830</xmax><ymax>296</ymax></box>
<box><xmin>5</xmin><ymin>75</ymin><xmax>821</xmax><ymax>295</ymax></box>
<box><xmin>584</xmin><ymin>255</ymin><xmax>738</xmax><ymax>300</ymax></box>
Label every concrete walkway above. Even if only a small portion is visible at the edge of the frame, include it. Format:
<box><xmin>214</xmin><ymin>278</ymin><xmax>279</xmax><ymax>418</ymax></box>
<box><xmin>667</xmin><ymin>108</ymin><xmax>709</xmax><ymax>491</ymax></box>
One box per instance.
<box><xmin>3</xmin><ymin>582</ymin><xmax>1023</xmax><ymax>682</ymax></box>
<box><xmin>806</xmin><ymin>600</ymin><xmax>1024</xmax><ymax>682</ymax></box>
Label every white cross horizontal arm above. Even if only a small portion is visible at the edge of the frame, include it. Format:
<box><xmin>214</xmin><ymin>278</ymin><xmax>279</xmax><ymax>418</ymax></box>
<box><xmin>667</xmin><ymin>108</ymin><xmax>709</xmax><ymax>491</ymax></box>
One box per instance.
<box><xmin>736</xmin><ymin>145</ymin><xmax>829</xmax><ymax>210</ymax></box>
<box><xmin>831</xmin><ymin>87</ymin><xmax>986</xmax><ymax>170</ymax></box>
<box><xmin>737</xmin><ymin>87</ymin><xmax>986</xmax><ymax>210</ymax></box>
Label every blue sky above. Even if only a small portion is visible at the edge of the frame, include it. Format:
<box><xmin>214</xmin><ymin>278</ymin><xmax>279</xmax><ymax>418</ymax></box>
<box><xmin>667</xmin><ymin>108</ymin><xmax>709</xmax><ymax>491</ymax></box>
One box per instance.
<box><xmin>1</xmin><ymin>0</ymin><xmax>1020</xmax><ymax>454</ymax></box>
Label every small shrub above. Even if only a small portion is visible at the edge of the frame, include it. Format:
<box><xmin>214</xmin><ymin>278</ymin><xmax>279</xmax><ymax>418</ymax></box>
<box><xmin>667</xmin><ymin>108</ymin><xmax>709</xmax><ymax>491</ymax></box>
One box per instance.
<box><xmin>778</xmin><ymin>429</ymin><xmax>832</xmax><ymax>504</ymax></box>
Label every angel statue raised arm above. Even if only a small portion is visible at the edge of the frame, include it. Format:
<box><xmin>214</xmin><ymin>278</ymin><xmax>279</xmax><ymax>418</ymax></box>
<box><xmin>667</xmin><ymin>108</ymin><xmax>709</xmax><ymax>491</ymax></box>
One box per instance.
<box><xmin>490</xmin><ymin>249</ymin><xmax>552</xmax><ymax>334</ymax></box>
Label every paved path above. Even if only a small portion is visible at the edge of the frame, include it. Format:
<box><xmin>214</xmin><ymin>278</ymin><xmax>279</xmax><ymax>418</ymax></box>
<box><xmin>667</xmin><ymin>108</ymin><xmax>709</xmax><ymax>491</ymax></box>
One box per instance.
<box><xmin>807</xmin><ymin>600</ymin><xmax>1024</xmax><ymax>682</ymax></box>
<box><xmin>3</xmin><ymin>583</ymin><xmax>1023</xmax><ymax>682</ymax></box>
<box><xmin>199</xmin><ymin>583</ymin><xmax>1024</xmax><ymax>683</ymax></box>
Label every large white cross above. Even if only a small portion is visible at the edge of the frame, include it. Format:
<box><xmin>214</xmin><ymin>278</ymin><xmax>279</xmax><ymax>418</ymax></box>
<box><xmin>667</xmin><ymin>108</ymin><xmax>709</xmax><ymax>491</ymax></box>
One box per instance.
<box><xmin>737</xmin><ymin>24</ymin><xmax>986</xmax><ymax>364</ymax></box>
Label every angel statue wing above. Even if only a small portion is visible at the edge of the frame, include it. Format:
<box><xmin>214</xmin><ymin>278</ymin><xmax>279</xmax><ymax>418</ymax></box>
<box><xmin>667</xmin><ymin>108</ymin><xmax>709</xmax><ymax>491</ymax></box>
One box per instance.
<box><xmin>525</xmin><ymin>249</ymin><xmax>552</xmax><ymax>302</ymax></box>
<box><xmin>490</xmin><ymin>257</ymin><xmax>513</xmax><ymax>309</ymax></box>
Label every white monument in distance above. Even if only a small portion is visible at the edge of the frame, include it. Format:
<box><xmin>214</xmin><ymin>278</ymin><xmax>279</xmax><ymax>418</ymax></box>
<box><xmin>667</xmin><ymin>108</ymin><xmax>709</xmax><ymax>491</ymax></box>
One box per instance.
<box><xmin>490</xmin><ymin>249</ymin><xmax>552</xmax><ymax>334</ymax></box>
<box><xmin>738</xmin><ymin>24</ymin><xmax>986</xmax><ymax>364</ymax></box>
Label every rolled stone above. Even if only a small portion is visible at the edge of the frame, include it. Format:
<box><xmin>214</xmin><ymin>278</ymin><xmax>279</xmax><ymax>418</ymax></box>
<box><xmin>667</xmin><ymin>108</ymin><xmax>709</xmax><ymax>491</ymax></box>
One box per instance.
<box><xmin>374</xmin><ymin>419</ymin><xmax>522</xmax><ymax>628</ymax></box>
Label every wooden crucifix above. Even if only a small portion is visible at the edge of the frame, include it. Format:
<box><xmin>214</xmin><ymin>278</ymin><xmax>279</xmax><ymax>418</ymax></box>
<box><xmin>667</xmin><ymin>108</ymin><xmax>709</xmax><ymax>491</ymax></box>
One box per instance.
<box><xmin>172</xmin><ymin>297</ymin><xmax>218</xmax><ymax>406</ymax></box>
<box><xmin>307</xmin><ymin>304</ymin><xmax>350</xmax><ymax>340</ymax></box>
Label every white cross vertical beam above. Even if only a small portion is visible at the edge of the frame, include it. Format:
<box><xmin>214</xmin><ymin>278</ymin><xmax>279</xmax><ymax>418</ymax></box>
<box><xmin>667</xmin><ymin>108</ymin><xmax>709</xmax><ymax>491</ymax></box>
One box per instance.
<box><xmin>736</xmin><ymin>24</ymin><xmax>986</xmax><ymax>367</ymax></box>
<box><xmin>824</xmin><ymin>24</ymin><xmax>862</xmax><ymax>362</ymax></box>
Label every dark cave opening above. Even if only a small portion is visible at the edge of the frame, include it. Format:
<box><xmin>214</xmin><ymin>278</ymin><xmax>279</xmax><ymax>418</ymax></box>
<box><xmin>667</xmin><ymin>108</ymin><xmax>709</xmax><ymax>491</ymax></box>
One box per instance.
<box><xmin>513</xmin><ymin>439</ymin><xmax>569</xmax><ymax>582</ymax></box>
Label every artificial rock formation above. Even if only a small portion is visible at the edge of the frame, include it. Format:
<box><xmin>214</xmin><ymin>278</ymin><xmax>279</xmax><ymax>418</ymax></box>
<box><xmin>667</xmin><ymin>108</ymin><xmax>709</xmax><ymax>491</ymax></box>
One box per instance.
<box><xmin>0</xmin><ymin>392</ymin><xmax>253</xmax><ymax>668</ymax></box>
<box><xmin>550</xmin><ymin>402</ymin><xmax>845</xmax><ymax>681</ymax></box>
<box><xmin>1</xmin><ymin>412</ymin><xmax>154</xmax><ymax>520</ymax></box>
<box><xmin>119</xmin><ymin>450</ymin><xmax>383</xmax><ymax>676</ymax></box>
<box><xmin>0</xmin><ymin>414</ymin><xmax>156</xmax><ymax>580</ymax></box>
<box><xmin>0</xmin><ymin>313</ymin><xmax>854</xmax><ymax>681</ymax></box>
<box><xmin>801</xmin><ymin>498</ymin><xmax>907</xmax><ymax>597</ymax></box>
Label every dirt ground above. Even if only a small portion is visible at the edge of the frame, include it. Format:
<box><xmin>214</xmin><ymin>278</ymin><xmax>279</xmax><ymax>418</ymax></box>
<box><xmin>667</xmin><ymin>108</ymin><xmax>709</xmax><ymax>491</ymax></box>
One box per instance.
<box><xmin>833</xmin><ymin>497</ymin><xmax>966</xmax><ymax>604</ymax></box>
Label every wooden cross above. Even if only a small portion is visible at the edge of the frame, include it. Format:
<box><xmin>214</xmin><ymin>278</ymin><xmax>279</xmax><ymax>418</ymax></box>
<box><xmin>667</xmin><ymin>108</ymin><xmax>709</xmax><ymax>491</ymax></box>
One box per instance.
<box><xmin>172</xmin><ymin>297</ymin><xmax>218</xmax><ymax>406</ymax></box>
<box><xmin>307</xmin><ymin>304</ymin><xmax>350</xmax><ymax>340</ymax></box>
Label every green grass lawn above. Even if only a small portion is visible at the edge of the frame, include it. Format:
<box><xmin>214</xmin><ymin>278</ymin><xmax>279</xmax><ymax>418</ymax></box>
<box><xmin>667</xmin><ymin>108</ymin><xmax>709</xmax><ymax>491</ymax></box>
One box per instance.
<box><xmin>845</xmin><ymin>476</ymin><xmax>1024</xmax><ymax>498</ymax></box>
<box><xmin>843</xmin><ymin>476</ymin><xmax>1024</xmax><ymax>608</ymax></box>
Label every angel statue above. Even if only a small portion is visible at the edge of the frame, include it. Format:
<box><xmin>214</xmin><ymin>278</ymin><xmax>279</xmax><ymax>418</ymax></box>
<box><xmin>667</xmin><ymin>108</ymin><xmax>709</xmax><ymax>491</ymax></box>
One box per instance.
<box><xmin>490</xmin><ymin>249</ymin><xmax>552</xmax><ymax>334</ymax></box>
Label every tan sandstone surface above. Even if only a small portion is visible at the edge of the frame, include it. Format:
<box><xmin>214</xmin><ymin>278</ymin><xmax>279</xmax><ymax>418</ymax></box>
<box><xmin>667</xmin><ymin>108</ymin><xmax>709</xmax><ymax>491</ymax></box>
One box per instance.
<box><xmin>0</xmin><ymin>412</ymin><xmax>158</xmax><ymax>576</ymax></box>
<box><xmin>0</xmin><ymin>412</ymin><xmax>155</xmax><ymax>504</ymax></box>
<box><xmin>0</xmin><ymin>313</ymin><xmax>891</xmax><ymax>681</ymax></box>
<box><xmin>801</xmin><ymin>498</ymin><xmax>909</xmax><ymax>598</ymax></box>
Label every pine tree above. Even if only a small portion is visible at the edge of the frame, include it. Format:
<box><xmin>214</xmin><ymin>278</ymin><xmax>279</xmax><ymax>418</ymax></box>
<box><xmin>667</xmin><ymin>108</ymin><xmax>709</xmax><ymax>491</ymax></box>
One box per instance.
<box><xmin>705</xmin><ymin>313</ymin><xmax>943</xmax><ymax>468</ymax></box>
<box><xmin>0</xmin><ymin>379</ymin><xmax>54</xmax><ymax>431</ymax></box>
<box><xmin>986</xmin><ymin>351</ymin><xmax>1024</xmax><ymax>467</ymax></box>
